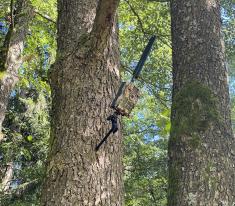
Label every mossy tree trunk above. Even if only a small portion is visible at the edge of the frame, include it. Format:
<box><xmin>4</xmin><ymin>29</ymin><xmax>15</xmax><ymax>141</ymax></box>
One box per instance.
<box><xmin>0</xmin><ymin>0</ymin><xmax>34</xmax><ymax>141</ymax></box>
<box><xmin>40</xmin><ymin>0</ymin><xmax>124</xmax><ymax>205</ymax></box>
<box><xmin>168</xmin><ymin>0</ymin><xmax>235</xmax><ymax>205</ymax></box>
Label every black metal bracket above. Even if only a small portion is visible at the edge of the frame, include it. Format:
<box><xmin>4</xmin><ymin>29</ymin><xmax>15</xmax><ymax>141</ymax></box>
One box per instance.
<box><xmin>95</xmin><ymin>36</ymin><xmax>156</xmax><ymax>151</ymax></box>
<box><xmin>95</xmin><ymin>113</ymin><xmax>119</xmax><ymax>151</ymax></box>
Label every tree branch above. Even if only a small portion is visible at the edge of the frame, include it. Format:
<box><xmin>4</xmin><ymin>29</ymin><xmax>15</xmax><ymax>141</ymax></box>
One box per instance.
<box><xmin>10</xmin><ymin>0</ymin><xmax>14</xmax><ymax>29</ymax></box>
<box><xmin>92</xmin><ymin>0</ymin><xmax>119</xmax><ymax>33</ymax></box>
<box><xmin>0</xmin><ymin>0</ymin><xmax>15</xmax><ymax>71</ymax></box>
<box><xmin>123</xmin><ymin>124</ymin><xmax>159</xmax><ymax>136</ymax></box>
<box><xmin>34</xmin><ymin>9</ymin><xmax>56</xmax><ymax>24</ymax></box>
<box><xmin>89</xmin><ymin>0</ymin><xmax>119</xmax><ymax>52</ymax></box>
<box><xmin>123</xmin><ymin>0</ymin><xmax>171</xmax><ymax>48</ymax></box>
<box><xmin>124</xmin><ymin>0</ymin><xmax>147</xmax><ymax>36</ymax></box>
<box><xmin>147</xmin><ymin>180</ymin><xmax>159</xmax><ymax>206</ymax></box>
<box><xmin>0</xmin><ymin>0</ymin><xmax>34</xmax><ymax>137</ymax></box>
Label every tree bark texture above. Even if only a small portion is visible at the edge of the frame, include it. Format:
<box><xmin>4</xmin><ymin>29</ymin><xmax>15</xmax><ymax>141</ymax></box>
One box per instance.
<box><xmin>41</xmin><ymin>0</ymin><xmax>123</xmax><ymax>205</ymax></box>
<box><xmin>0</xmin><ymin>162</ymin><xmax>13</xmax><ymax>192</ymax></box>
<box><xmin>168</xmin><ymin>0</ymin><xmax>235</xmax><ymax>205</ymax></box>
<box><xmin>0</xmin><ymin>0</ymin><xmax>34</xmax><ymax>141</ymax></box>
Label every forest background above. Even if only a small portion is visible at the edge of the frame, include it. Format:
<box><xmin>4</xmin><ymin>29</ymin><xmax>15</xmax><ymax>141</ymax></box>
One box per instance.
<box><xmin>0</xmin><ymin>0</ymin><xmax>234</xmax><ymax>205</ymax></box>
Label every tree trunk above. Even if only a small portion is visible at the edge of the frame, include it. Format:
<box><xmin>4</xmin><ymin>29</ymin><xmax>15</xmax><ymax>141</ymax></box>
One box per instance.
<box><xmin>168</xmin><ymin>0</ymin><xmax>235</xmax><ymax>205</ymax></box>
<box><xmin>0</xmin><ymin>0</ymin><xmax>34</xmax><ymax>141</ymax></box>
<box><xmin>0</xmin><ymin>162</ymin><xmax>13</xmax><ymax>192</ymax></box>
<box><xmin>41</xmin><ymin>0</ymin><xmax>123</xmax><ymax>205</ymax></box>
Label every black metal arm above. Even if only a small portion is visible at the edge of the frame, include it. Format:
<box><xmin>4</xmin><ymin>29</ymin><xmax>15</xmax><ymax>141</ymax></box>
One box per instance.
<box><xmin>95</xmin><ymin>113</ymin><xmax>119</xmax><ymax>151</ymax></box>
<box><xmin>131</xmin><ymin>35</ymin><xmax>156</xmax><ymax>82</ymax></box>
<box><xmin>96</xmin><ymin>35</ymin><xmax>156</xmax><ymax>151</ymax></box>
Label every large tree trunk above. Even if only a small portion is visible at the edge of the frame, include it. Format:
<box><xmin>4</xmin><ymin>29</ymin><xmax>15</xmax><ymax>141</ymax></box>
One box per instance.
<box><xmin>41</xmin><ymin>0</ymin><xmax>123</xmax><ymax>205</ymax></box>
<box><xmin>168</xmin><ymin>0</ymin><xmax>235</xmax><ymax>205</ymax></box>
<box><xmin>0</xmin><ymin>0</ymin><xmax>34</xmax><ymax>141</ymax></box>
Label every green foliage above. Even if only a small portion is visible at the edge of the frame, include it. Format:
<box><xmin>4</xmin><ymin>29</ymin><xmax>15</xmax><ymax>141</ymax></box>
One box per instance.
<box><xmin>0</xmin><ymin>0</ymin><xmax>10</xmax><ymax>18</ymax></box>
<box><xmin>0</xmin><ymin>0</ymin><xmax>56</xmax><ymax>204</ymax></box>
<box><xmin>31</xmin><ymin>0</ymin><xmax>57</xmax><ymax>20</ymax></box>
<box><xmin>0</xmin><ymin>91</ymin><xmax>50</xmax><ymax>205</ymax></box>
<box><xmin>124</xmin><ymin>133</ymin><xmax>168</xmax><ymax>206</ymax></box>
<box><xmin>221</xmin><ymin>0</ymin><xmax>235</xmax><ymax>59</ymax></box>
<box><xmin>119</xmin><ymin>1</ymin><xmax>171</xmax><ymax>205</ymax></box>
<box><xmin>0</xmin><ymin>0</ymin><xmax>234</xmax><ymax>205</ymax></box>
<box><xmin>122</xmin><ymin>90</ymin><xmax>170</xmax><ymax>205</ymax></box>
<box><xmin>119</xmin><ymin>0</ymin><xmax>172</xmax><ymax>99</ymax></box>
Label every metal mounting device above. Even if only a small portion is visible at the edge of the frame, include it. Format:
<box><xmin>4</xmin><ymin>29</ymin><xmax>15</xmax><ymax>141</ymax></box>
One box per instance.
<box><xmin>96</xmin><ymin>35</ymin><xmax>156</xmax><ymax>151</ymax></box>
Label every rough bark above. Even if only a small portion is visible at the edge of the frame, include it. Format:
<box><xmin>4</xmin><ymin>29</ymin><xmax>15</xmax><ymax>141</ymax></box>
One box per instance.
<box><xmin>168</xmin><ymin>0</ymin><xmax>235</xmax><ymax>205</ymax></box>
<box><xmin>0</xmin><ymin>162</ymin><xmax>13</xmax><ymax>192</ymax></box>
<box><xmin>0</xmin><ymin>0</ymin><xmax>34</xmax><ymax>141</ymax></box>
<box><xmin>41</xmin><ymin>0</ymin><xmax>123</xmax><ymax>205</ymax></box>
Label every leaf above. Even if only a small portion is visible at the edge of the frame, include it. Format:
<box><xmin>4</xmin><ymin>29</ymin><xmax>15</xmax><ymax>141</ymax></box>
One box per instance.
<box><xmin>27</xmin><ymin>135</ymin><xmax>33</xmax><ymax>142</ymax></box>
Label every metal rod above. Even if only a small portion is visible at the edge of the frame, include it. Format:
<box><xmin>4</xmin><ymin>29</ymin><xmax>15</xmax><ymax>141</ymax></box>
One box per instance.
<box><xmin>95</xmin><ymin>129</ymin><xmax>113</xmax><ymax>151</ymax></box>
<box><xmin>131</xmin><ymin>35</ymin><xmax>156</xmax><ymax>82</ymax></box>
<box><xmin>95</xmin><ymin>113</ymin><xmax>119</xmax><ymax>151</ymax></box>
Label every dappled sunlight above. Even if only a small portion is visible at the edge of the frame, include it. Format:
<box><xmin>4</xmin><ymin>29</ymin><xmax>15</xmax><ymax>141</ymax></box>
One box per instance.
<box><xmin>206</xmin><ymin>0</ymin><xmax>217</xmax><ymax>10</ymax></box>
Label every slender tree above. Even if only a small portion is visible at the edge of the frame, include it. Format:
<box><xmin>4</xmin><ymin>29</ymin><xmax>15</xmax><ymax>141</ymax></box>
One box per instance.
<box><xmin>0</xmin><ymin>0</ymin><xmax>34</xmax><ymax>141</ymax></box>
<box><xmin>0</xmin><ymin>162</ymin><xmax>13</xmax><ymax>192</ymax></box>
<box><xmin>168</xmin><ymin>0</ymin><xmax>235</xmax><ymax>205</ymax></box>
<box><xmin>41</xmin><ymin>0</ymin><xmax>124</xmax><ymax>205</ymax></box>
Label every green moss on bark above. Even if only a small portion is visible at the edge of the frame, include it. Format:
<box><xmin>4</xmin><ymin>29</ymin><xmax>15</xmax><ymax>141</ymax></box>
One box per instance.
<box><xmin>168</xmin><ymin>158</ymin><xmax>184</xmax><ymax>205</ymax></box>
<box><xmin>171</xmin><ymin>81</ymin><xmax>219</xmax><ymax>148</ymax></box>
<box><xmin>0</xmin><ymin>71</ymin><xmax>7</xmax><ymax>80</ymax></box>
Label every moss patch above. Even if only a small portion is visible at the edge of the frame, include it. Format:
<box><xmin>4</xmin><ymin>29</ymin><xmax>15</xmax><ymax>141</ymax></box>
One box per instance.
<box><xmin>171</xmin><ymin>81</ymin><xmax>219</xmax><ymax>148</ymax></box>
<box><xmin>203</xmin><ymin>161</ymin><xmax>218</xmax><ymax>190</ymax></box>
<box><xmin>168</xmin><ymin>158</ymin><xmax>184</xmax><ymax>205</ymax></box>
<box><xmin>0</xmin><ymin>71</ymin><xmax>7</xmax><ymax>80</ymax></box>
